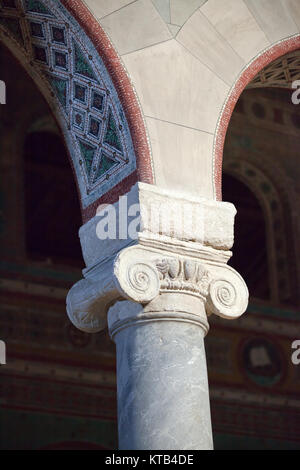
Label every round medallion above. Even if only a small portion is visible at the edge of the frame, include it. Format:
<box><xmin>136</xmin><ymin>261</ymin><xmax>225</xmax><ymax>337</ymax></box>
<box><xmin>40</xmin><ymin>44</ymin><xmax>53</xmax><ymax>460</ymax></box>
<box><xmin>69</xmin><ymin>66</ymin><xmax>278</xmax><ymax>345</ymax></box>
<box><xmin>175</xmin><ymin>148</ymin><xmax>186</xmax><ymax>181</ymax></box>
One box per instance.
<box><xmin>242</xmin><ymin>337</ymin><xmax>283</xmax><ymax>387</ymax></box>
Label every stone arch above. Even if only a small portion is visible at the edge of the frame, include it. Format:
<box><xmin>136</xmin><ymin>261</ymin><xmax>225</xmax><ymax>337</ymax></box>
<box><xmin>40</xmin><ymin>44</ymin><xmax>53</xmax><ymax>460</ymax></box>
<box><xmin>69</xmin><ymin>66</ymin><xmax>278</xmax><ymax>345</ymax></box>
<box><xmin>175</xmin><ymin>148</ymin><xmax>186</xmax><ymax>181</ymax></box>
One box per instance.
<box><xmin>82</xmin><ymin>0</ymin><xmax>300</xmax><ymax>203</ymax></box>
<box><xmin>214</xmin><ymin>36</ymin><xmax>300</xmax><ymax>201</ymax></box>
<box><xmin>0</xmin><ymin>0</ymin><xmax>153</xmax><ymax>222</ymax></box>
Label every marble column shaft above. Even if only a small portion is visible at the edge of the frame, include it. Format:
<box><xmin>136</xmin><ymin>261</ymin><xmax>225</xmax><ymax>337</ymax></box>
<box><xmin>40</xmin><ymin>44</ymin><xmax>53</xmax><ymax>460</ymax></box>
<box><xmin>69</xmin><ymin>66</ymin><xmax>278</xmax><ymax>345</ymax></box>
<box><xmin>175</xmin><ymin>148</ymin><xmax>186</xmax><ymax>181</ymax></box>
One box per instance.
<box><xmin>108</xmin><ymin>296</ymin><xmax>213</xmax><ymax>450</ymax></box>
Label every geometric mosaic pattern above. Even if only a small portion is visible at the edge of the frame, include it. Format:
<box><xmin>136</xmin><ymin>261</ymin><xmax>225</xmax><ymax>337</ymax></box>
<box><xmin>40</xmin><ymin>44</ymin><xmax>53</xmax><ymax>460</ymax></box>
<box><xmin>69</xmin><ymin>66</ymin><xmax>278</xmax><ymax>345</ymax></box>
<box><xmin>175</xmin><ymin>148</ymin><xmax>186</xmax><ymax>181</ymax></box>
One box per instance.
<box><xmin>0</xmin><ymin>0</ymin><xmax>136</xmax><ymax>209</ymax></box>
<box><xmin>248</xmin><ymin>50</ymin><xmax>300</xmax><ymax>89</ymax></box>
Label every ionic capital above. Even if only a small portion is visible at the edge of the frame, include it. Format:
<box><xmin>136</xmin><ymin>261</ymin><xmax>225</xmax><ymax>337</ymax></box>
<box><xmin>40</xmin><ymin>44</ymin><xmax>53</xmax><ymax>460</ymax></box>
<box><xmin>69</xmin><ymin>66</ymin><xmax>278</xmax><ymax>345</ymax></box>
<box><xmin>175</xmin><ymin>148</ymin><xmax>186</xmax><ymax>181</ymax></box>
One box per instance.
<box><xmin>67</xmin><ymin>183</ymin><xmax>249</xmax><ymax>333</ymax></box>
<box><xmin>67</xmin><ymin>244</ymin><xmax>248</xmax><ymax>333</ymax></box>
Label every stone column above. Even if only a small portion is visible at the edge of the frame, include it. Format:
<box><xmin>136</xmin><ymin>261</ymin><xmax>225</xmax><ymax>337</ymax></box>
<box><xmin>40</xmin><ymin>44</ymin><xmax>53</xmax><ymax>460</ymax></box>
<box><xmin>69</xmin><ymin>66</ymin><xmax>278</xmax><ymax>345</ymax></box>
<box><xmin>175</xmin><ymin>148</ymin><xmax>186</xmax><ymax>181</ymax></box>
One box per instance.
<box><xmin>108</xmin><ymin>294</ymin><xmax>212</xmax><ymax>450</ymax></box>
<box><xmin>66</xmin><ymin>183</ymin><xmax>249</xmax><ymax>450</ymax></box>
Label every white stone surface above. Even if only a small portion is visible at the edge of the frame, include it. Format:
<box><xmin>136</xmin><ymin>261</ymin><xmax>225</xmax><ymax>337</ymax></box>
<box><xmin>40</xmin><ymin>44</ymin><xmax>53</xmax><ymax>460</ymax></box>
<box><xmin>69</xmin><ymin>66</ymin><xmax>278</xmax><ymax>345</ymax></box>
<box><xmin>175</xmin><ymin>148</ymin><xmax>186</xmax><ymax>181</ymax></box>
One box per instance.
<box><xmin>201</xmin><ymin>0</ymin><xmax>270</xmax><ymax>62</ymax></box>
<box><xmin>177</xmin><ymin>10</ymin><xmax>245</xmax><ymax>85</ymax></box>
<box><xmin>167</xmin><ymin>23</ymin><xmax>181</xmax><ymax>36</ymax></box>
<box><xmin>138</xmin><ymin>183</ymin><xmax>237</xmax><ymax>250</ymax></box>
<box><xmin>109</xmin><ymin>300</ymin><xmax>213</xmax><ymax>450</ymax></box>
<box><xmin>244</xmin><ymin>0</ymin><xmax>298</xmax><ymax>43</ymax></box>
<box><xmin>84</xmin><ymin>0</ymin><xmax>137</xmax><ymax>19</ymax></box>
<box><xmin>79</xmin><ymin>183</ymin><xmax>139</xmax><ymax>269</ymax></box>
<box><xmin>100</xmin><ymin>0</ymin><xmax>171</xmax><ymax>55</ymax></box>
<box><xmin>68</xmin><ymin>182</ymin><xmax>248</xmax><ymax>334</ymax></box>
<box><xmin>79</xmin><ymin>182</ymin><xmax>237</xmax><ymax>271</ymax></box>
<box><xmin>108</xmin><ymin>300</ymin><xmax>144</xmax><ymax>332</ymax></box>
<box><xmin>67</xmin><ymin>237</ymin><xmax>248</xmax><ymax>333</ymax></box>
<box><xmin>83</xmin><ymin>0</ymin><xmax>300</xmax><ymax>204</ymax></box>
<box><xmin>113</xmin><ymin>247</ymin><xmax>161</xmax><ymax>304</ymax></box>
<box><xmin>66</xmin><ymin>271</ymin><xmax>117</xmax><ymax>333</ymax></box>
<box><xmin>122</xmin><ymin>39</ymin><xmax>229</xmax><ymax>133</ymax></box>
<box><xmin>152</xmin><ymin>0</ymin><xmax>171</xmax><ymax>23</ymax></box>
<box><xmin>170</xmin><ymin>0</ymin><xmax>207</xmax><ymax>26</ymax></box>
<box><xmin>206</xmin><ymin>264</ymin><xmax>249</xmax><ymax>319</ymax></box>
<box><xmin>286</xmin><ymin>0</ymin><xmax>300</xmax><ymax>30</ymax></box>
<box><xmin>145</xmin><ymin>117</ymin><xmax>215</xmax><ymax>199</ymax></box>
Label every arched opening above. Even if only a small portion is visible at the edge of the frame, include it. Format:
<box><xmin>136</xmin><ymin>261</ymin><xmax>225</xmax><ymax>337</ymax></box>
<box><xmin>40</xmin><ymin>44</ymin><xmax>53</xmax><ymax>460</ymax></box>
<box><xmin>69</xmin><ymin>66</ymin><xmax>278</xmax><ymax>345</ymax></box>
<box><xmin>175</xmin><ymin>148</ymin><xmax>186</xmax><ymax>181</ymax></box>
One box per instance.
<box><xmin>24</xmin><ymin>130</ymin><xmax>82</xmax><ymax>266</ymax></box>
<box><xmin>223</xmin><ymin>84</ymin><xmax>299</xmax><ymax>308</ymax></box>
<box><xmin>208</xmin><ymin>51</ymin><xmax>300</xmax><ymax>450</ymax></box>
<box><xmin>222</xmin><ymin>173</ymin><xmax>270</xmax><ymax>302</ymax></box>
<box><xmin>0</xmin><ymin>40</ymin><xmax>83</xmax><ymax>267</ymax></box>
<box><xmin>0</xmin><ymin>0</ymin><xmax>151</xmax><ymax>222</ymax></box>
<box><xmin>0</xmin><ymin>40</ymin><xmax>117</xmax><ymax>450</ymax></box>
<box><xmin>214</xmin><ymin>38</ymin><xmax>300</xmax><ymax>201</ymax></box>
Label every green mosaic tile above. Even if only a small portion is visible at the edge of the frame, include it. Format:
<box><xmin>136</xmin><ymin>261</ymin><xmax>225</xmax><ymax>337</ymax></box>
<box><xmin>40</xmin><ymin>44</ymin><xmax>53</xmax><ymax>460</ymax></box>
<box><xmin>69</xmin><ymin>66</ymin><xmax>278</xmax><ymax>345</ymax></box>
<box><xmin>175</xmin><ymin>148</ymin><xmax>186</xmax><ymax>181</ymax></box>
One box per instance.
<box><xmin>25</xmin><ymin>0</ymin><xmax>54</xmax><ymax>16</ymax></box>
<box><xmin>0</xmin><ymin>0</ymin><xmax>137</xmax><ymax>206</ymax></box>
<box><xmin>104</xmin><ymin>109</ymin><xmax>122</xmax><ymax>152</ymax></box>
<box><xmin>78</xmin><ymin>139</ymin><xmax>97</xmax><ymax>176</ymax></box>
<box><xmin>47</xmin><ymin>75</ymin><xmax>68</xmax><ymax>110</ymax></box>
<box><xmin>73</xmin><ymin>40</ymin><xmax>97</xmax><ymax>81</ymax></box>
<box><xmin>95</xmin><ymin>153</ymin><xmax>118</xmax><ymax>181</ymax></box>
<box><xmin>0</xmin><ymin>17</ymin><xmax>24</xmax><ymax>46</ymax></box>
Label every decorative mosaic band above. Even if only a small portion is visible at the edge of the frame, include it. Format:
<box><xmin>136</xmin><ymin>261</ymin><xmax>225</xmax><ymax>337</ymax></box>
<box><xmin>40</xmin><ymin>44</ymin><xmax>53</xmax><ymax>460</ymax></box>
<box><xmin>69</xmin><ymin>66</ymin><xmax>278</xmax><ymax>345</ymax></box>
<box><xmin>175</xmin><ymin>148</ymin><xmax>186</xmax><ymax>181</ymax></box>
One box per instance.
<box><xmin>0</xmin><ymin>0</ymin><xmax>153</xmax><ymax>222</ymax></box>
<box><xmin>61</xmin><ymin>0</ymin><xmax>154</xmax><ymax>221</ymax></box>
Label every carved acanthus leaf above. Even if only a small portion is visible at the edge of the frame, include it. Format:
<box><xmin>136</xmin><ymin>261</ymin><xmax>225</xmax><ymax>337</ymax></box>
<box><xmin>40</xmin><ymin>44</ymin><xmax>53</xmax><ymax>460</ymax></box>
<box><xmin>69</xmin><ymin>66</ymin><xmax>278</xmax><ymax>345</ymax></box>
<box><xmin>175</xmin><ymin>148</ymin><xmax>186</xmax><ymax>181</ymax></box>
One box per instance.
<box><xmin>67</xmin><ymin>246</ymin><xmax>249</xmax><ymax>333</ymax></box>
<box><xmin>156</xmin><ymin>258</ymin><xmax>211</xmax><ymax>299</ymax></box>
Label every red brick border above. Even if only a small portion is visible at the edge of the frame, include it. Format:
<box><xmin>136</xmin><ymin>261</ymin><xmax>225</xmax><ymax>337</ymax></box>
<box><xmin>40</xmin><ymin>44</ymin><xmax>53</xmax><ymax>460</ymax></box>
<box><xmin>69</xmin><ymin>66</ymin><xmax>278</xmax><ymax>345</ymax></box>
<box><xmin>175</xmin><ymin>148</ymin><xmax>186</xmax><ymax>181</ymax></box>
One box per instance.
<box><xmin>214</xmin><ymin>35</ymin><xmax>300</xmax><ymax>201</ymax></box>
<box><xmin>60</xmin><ymin>0</ymin><xmax>153</xmax><ymax>222</ymax></box>
<box><xmin>82</xmin><ymin>170</ymin><xmax>139</xmax><ymax>222</ymax></box>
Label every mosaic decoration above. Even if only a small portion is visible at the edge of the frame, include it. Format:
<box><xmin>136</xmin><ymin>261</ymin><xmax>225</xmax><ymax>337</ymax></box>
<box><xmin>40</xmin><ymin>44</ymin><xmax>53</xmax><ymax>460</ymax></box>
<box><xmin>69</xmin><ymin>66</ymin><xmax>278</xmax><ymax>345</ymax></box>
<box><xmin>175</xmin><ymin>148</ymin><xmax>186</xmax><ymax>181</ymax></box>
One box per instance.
<box><xmin>0</xmin><ymin>0</ymin><xmax>137</xmax><ymax>209</ymax></box>
<box><xmin>248</xmin><ymin>50</ymin><xmax>300</xmax><ymax>89</ymax></box>
<box><xmin>242</xmin><ymin>338</ymin><xmax>283</xmax><ymax>387</ymax></box>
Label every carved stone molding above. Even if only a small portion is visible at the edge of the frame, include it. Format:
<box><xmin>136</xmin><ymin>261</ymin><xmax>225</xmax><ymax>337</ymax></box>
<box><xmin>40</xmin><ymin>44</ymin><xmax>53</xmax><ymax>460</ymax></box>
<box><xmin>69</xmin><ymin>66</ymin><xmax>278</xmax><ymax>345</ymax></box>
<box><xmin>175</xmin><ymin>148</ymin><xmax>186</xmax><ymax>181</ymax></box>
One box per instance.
<box><xmin>67</xmin><ymin>183</ymin><xmax>248</xmax><ymax>333</ymax></box>
<box><xmin>78</xmin><ymin>182</ymin><xmax>235</xmax><ymax>270</ymax></box>
<box><xmin>155</xmin><ymin>258</ymin><xmax>211</xmax><ymax>299</ymax></box>
<box><xmin>67</xmin><ymin>244</ymin><xmax>249</xmax><ymax>333</ymax></box>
